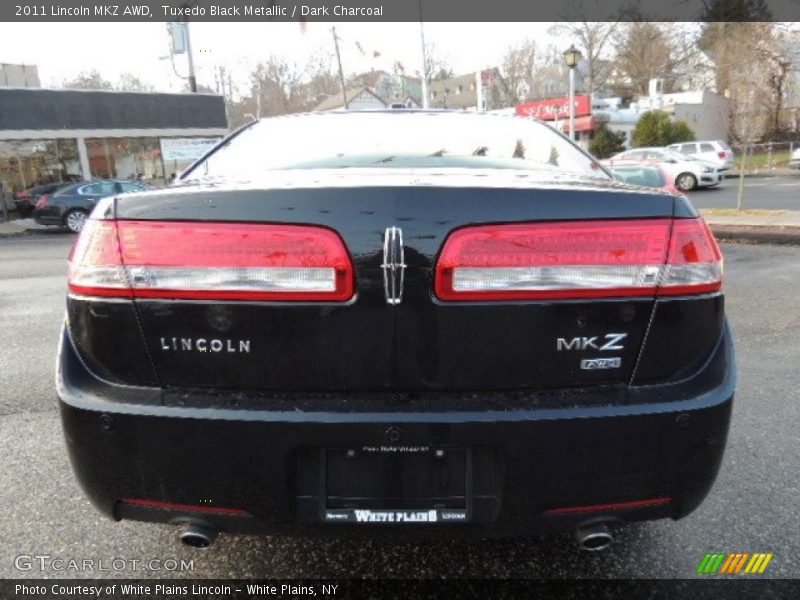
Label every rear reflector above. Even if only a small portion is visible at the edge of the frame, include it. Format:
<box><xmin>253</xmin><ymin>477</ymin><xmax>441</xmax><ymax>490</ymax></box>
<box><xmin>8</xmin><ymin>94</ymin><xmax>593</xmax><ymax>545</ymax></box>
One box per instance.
<box><xmin>69</xmin><ymin>220</ymin><xmax>354</xmax><ymax>301</ymax></box>
<box><xmin>120</xmin><ymin>498</ymin><xmax>251</xmax><ymax>517</ymax></box>
<box><xmin>545</xmin><ymin>496</ymin><xmax>671</xmax><ymax>515</ymax></box>
<box><xmin>435</xmin><ymin>218</ymin><xmax>722</xmax><ymax>300</ymax></box>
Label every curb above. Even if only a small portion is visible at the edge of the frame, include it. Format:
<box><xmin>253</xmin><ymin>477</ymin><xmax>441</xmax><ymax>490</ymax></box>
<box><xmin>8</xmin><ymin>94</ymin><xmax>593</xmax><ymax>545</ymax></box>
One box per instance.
<box><xmin>724</xmin><ymin>171</ymin><xmax>799</xmax><ymax>179</ymax></box>
<box><xmin>709</xmin><ymin>224</ymin><xmax>800</xmax><ymax>245</ymax></box>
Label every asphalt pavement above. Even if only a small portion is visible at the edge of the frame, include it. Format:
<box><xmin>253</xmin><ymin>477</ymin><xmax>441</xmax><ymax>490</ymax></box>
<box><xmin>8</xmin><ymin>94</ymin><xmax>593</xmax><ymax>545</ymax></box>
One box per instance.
<box><xmin>686</xmin><ymin>175</ymin><xmax>800</xmax><ymax>211</ymax></box>
<box><xmin>0</xmin><ymin>232</ymin><xmax>798</xmax><ymax>580</ymax></box>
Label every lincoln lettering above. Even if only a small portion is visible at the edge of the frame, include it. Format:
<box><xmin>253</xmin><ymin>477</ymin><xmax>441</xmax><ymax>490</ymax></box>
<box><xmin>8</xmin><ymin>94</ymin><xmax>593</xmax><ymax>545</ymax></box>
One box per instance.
<box><xmin>159</xmin><ymin>337</ymin><xmax>251</xmax><ymax>354</ymax></box>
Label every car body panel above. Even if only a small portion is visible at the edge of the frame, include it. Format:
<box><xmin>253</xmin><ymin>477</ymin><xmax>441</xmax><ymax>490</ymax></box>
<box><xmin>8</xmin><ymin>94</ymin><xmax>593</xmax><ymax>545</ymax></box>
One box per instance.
<box><xmin>109</xmin><ymin>175</ymin><xmax>676</xmax><ymax>391</ymax></box>
<box><xmin>58</xmin><ymin>314</ymin><xmax>734</xmax><ymax>535</ymax></box>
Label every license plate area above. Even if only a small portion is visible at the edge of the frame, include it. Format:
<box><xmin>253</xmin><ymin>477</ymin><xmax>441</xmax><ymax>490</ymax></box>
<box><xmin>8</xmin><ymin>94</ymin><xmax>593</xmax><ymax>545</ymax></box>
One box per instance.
<box><xmin>321</xmin><ymin>447</ymin><xmax>471</xmax><ymax>524</ymax></box>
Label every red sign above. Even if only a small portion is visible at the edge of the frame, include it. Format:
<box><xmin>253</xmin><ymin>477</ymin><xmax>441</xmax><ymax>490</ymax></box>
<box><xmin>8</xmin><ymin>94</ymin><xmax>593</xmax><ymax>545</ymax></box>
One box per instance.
<box><xmin>516</xmin><ymin>95</ymin><xmax>591</xmax><ymax>120</ymax></box>
<box><xmin>559</xmin><ymin>116</ymin><xmax>595</xmax><ymax>133</ymax></box>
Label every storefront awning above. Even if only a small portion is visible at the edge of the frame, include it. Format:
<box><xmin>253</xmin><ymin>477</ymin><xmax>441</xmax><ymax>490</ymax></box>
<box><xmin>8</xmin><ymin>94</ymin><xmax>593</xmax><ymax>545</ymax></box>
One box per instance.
<box><xmin>559</xmin><ymin>116</ymin><xmax>595</xmax><ymax>133</ymax></box>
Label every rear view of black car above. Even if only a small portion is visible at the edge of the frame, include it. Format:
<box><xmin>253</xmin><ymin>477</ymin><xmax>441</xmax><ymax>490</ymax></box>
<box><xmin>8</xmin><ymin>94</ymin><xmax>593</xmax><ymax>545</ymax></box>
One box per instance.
<box><xmin>58</xmin><ymin>111</ymin><xmax>735</xmax><ymax>551</ymax></box>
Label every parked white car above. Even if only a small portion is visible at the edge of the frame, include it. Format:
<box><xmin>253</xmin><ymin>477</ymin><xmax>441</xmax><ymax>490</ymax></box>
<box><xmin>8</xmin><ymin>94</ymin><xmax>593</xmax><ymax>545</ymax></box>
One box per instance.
<box><xmin>607</xmin><ymin>147</ymin><xmax>722</xmax><ymax>191</ymax></box>
<box><xmin>668</xmin><ymin>140</ymin><xmax>735</xmax><ymax>172</ymax></box>
<box><xmin>790</xmin><ymin>147</ymin><xmax>800</xmax><ymax>169</ymax></box>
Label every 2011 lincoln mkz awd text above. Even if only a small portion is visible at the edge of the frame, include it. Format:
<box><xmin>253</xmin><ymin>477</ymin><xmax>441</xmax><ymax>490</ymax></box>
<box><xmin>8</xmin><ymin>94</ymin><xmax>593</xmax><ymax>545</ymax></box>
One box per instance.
<box><xmin>57</xmin><ymin>111</ymin><xmax>735</xmax><ymax>551</ymax></box>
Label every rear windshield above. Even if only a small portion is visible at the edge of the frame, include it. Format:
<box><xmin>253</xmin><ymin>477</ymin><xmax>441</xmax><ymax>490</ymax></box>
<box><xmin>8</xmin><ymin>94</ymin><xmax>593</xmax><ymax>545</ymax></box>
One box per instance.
<box><xmin>182</xmin><ymin>112</ymin><xmax>608</xmax><ymax>180</ymax></box>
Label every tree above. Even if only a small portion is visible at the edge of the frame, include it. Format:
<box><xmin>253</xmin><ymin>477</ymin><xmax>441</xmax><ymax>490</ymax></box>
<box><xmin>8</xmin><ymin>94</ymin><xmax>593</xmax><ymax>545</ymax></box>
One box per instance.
<box><xmin>422</xmin><ymin>42</ymin><xmax>453</xmax><ymax>83</ymax></box>
<box><xmin>117</xmin><ymin>73</ymin><xmax>154</xmax><ymax>92</ymax></box>
<box><xmin>671</xmin><ymin>121</ymin><xmax>696</xmax><ymax>144</ymax></box>
<box><xmin>62</xmin><ymin>69</ymin><xmax>114</xmax><ymax>90</ymax></box>
<box><xmin>501</xmin><ymin>38</ymin><xmax>537</xmax><ymax>105</ymax></box>
<box><xmin>632</xmin><ymin>111</ymin><xmax>695</xmax><ymax>147</ymax></box>
<box><xmin>589</xmin><ymin>121</ymin><xmax>626</xmax><ymax>158</ymax></box>
<box><xmin>250</xmin><ymin>56</ymin><xmax>307</xmax><ymax>117</ymax></box>
<box><xmin>549</xmin><ymin>21</ymin><xmax>619</xmax><ymax>97</ymax></box>
<box><xmin>610</xmin><ymin>23</ymin><xmax>674</xmax><ymax>96</ymax></box>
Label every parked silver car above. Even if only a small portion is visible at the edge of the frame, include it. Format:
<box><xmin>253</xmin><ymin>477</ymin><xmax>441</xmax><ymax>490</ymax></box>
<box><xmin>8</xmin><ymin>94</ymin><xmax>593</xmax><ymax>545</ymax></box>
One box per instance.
<box><xmin>608</xmin><ymin>147</ymin><xmax>722</xmax><ymax>191</ymax></box>
<box><xmin>668</xmin><ymin>141</ymin><xmax>735</xmax><ymax>172</ymax></box>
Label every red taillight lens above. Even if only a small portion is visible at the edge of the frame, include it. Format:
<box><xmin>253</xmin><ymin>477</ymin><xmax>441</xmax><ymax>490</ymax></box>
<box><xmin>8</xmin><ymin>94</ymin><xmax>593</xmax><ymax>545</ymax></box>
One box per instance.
<box><xmin>35</xmin><ymin>195</ymin><xmax>49</xmax><ymax>208</ymax></box>
<box><xmin>718</xmin><ymin>151</ymin><xmax>726</xmax><ymax>159</ymax></box>
<box><xmin>434</xmin><ymin>218</ymin><xmax>722</xmax><ymax>301</ymax></box>
<box><xmin>659</xmin><ymin>218</ymin><xmax>722</xmax><ymax>296</ymax></box>
<box><xmin>68</xmin><ymin>220</ymin><xmax>354</xmax><ymax>301</ymax></box>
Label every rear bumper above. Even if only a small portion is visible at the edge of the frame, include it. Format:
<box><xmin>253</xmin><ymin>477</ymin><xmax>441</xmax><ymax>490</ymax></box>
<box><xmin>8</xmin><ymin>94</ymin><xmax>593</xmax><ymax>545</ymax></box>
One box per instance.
<box><xmin>57</xmin><ymin>323</ymin><xmax>735</xmax><ymax>538</ymax></box>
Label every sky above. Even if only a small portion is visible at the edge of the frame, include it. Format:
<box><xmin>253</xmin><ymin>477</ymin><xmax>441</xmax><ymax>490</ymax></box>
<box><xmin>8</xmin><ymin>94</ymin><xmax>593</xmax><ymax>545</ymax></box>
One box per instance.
<box><xmin>1</xmin><ymin>22</ymin><xmax>556</xmax><ymax>97</ymax></box>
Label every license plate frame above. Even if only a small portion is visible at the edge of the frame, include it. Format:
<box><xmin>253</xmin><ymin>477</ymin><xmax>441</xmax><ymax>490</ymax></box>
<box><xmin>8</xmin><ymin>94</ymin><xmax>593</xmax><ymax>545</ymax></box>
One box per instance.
<box><xmin>319</xmin><ymin>446</ymin><xmax>473</xmax><ymax>524</ymax></box>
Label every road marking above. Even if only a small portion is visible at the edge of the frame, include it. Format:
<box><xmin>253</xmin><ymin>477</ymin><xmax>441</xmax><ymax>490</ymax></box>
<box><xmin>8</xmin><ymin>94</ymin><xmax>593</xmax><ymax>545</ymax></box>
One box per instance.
<box><xmin>773</xmin><ymin>182</ymin><xmax>800</xmax><ymax>187</ymax></box>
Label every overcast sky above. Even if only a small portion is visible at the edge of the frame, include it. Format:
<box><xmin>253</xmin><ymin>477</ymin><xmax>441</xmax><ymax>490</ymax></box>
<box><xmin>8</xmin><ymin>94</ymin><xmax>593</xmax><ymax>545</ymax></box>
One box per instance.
<box><xmin>2</xmin><ymin>22</ymin><xmax>556</xmax><ymax>96</ymax></box>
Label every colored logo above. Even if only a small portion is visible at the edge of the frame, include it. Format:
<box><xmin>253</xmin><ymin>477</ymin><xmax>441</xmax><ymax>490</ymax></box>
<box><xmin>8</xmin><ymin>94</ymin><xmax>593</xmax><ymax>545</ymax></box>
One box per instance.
<box><xmin>697</xmin><ymin>552</ymin><xmax>774</xmax><ymax>575</ymax></box>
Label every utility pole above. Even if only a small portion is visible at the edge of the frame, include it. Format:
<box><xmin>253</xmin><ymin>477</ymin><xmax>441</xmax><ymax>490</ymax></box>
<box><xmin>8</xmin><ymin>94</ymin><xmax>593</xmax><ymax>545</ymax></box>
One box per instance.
<box><xmin>184</xmin><ymin>20</ymin><xmax>197</xmax><ymax>93</ymax></box>
<box><xmin>475</xmin><ymin>71</ymin><xmax>482</xmax><ymax>111</ymax></box>
<box><xmin>331</xmin><ymin>27</ymin><xmax>348</xmax><ymax>107</ymax></box>
<box><xmin>419</xmin><ymin>0</ymin><xmax>429</xmax><ymax>109</ymax></box>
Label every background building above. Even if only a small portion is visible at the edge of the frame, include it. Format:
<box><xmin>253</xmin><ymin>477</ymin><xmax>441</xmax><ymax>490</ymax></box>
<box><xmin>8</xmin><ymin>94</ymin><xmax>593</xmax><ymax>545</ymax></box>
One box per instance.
<box><xmin>0</xmin><ymin>86</ymin><xmax>227</xmax><ymax>197</ymax></box>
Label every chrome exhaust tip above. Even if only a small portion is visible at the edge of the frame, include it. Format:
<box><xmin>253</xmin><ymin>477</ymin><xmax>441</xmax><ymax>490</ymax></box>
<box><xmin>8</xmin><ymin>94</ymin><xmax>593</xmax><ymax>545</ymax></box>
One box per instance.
<box><xmin>575</xmin><ymin>523</ymin><xmax>614</xmax><ymax>551</ymax></box>
<box><xmin>179</xmin><ymin>524</ymin><xmax>217</xmax><ymax>549</ymax></box>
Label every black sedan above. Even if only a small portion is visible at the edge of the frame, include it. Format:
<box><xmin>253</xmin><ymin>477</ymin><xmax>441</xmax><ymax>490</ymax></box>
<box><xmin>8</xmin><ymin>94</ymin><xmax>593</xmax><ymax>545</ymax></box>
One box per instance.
<box><xmin>59</xmin><ymin>111</ymin><xmax>734</xmax><ymax>551</ymax></box>
<box><xmin>13</xmin><ymin>181</ymin><xmax>74</xmax><ymax>218</ymax></box>
<box><xmin>34</xmin><ymin>179</ymin><xmax>148</xmax><ymax>232</ymax></box>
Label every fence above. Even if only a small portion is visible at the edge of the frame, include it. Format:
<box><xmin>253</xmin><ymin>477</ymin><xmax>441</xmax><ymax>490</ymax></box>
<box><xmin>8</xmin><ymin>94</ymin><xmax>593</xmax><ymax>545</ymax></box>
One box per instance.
<box><xmin>730</xmin><ymin>141</ymin><xmax>798</xmax><ymax>169</ymax></box>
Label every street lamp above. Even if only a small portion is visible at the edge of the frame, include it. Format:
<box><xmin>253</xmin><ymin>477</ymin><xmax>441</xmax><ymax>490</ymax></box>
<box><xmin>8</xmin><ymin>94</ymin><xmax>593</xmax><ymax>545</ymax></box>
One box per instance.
<box><xmin>563</xmin><ymin>45</ymin><xmax>583</xmax><ymax>142</ymax></box>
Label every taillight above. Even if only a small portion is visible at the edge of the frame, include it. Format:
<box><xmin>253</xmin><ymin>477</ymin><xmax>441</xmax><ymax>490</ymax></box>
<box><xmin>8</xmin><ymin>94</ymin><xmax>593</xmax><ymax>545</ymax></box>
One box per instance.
<box><xmin>68</xmin><ymin>220</ymin><xmax>354</xmax><ymax>301</ymax></box>
<box><xmin>35</xmin><ymin>195</ymin><xmax>49</xmax><ymax>208</ymax></box>
<box><xmin>434</xmin><ymin>218</ymin><xmax>722</xmax><ymax>301</ymax></box>
<box><xmin>718</xmin><ymin>151</ymin><xmax>726</xmax><ymax>159</ymax></box>
<box><xmin>659</xmin><ymin>218</ymin><xmax>722</xmax><ymax>296</ymax></box>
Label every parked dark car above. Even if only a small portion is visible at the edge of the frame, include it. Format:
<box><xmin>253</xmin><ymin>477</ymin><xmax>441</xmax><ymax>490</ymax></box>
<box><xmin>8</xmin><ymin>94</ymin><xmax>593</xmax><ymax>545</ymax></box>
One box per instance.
<box><xmin>34</xmin><ymin>179</ymin><xmax>148</xmax><ymax>232</ymax></box>
<box><xmin>59</xmin><ymin>111</ymin><xmax>734</xmax><ymax>551</ymax></box>
<box><xmin>13</xmin><ymin>181</ymin><xmax>74</xmax><ymax>218</ymax></box>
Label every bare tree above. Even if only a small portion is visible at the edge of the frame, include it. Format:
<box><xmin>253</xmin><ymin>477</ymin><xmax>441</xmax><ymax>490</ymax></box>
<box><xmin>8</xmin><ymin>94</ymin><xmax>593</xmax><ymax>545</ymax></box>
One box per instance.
<box><xmin>501</xmin><ymin>38</ymin><xmax>537</xmax><ymax>105</ymax></box>
<box><xmin>549</xmin><ymin>21</ymin><xmax>619</xmax><ymax>97</ymax></box>
<box><xmin>304</xmin><ymin>52</ymin><xmax>341</xmax><ymax>107</ymax></box>
<box><xmin>62</xmin><ymin>69</ymin><xmax>114</xmax><ymax>90</ymax></box>
<box><xmin>423</xmin><ymin>42</ymin><xmax>453</xmax><ymax>82</ymax></box>
<box><xmin>117</xmin><ymin>73</ymin><xmax>154</xmax><ymax>92</ymax></box>
<box><xmin>610</xmin><ymin>23</ymin><xmax>674</xmax><ymax>96</ymax></box>
<box><xmin>702</xmin><ymin>21</ymin><xmax>787</xmax><ymax>140</ymax></box>
<box><xmin>250</xmin><ymin>56</ymin><xmax>307</xmax><ymax>117</ymax></box>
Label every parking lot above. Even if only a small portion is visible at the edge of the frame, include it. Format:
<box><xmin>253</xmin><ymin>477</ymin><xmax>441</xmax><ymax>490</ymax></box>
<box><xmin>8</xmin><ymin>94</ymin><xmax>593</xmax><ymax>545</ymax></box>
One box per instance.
<box><xmin>0</xmin><ymin>226</ymin><xmax>798</xmax><ymax>579</ymax></box>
